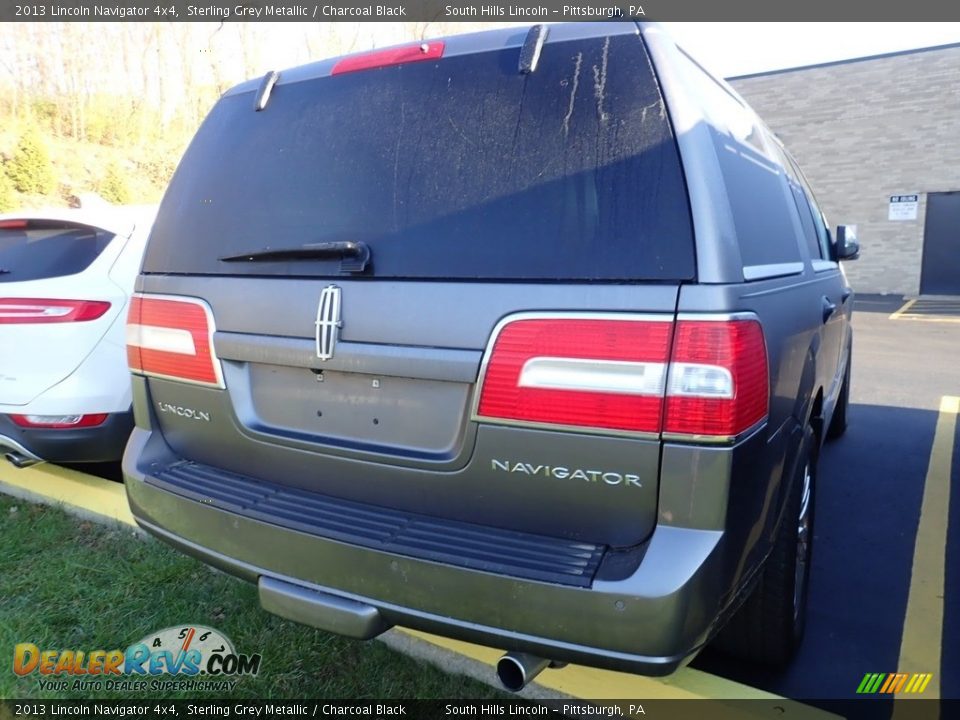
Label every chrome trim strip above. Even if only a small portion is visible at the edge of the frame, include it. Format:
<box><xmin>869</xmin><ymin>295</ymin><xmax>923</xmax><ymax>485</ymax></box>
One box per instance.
<box><xmin>215</xmin><ymin>333</ymin><xmax>481</xmax><ymax>384</ymax></box>
<box><xmin>674</xmin><ymin>311</ymin><xmax>760</xmax><ymax>322</ymax></box>
<box><xmin>811</xmin><ymin>259</ymin><xmax>839</xmax><ymax>273</ymax></box>
<box><xmin>662</xmin><ymin>419</ymin><xmax>767</xmax><ymax>446</ymax></box>
<box><xmin>518</xmin><ymin>358</ymin><xmax>667</xmax><ymax>396</ymax></box>
<box><xmin>742</xmin><ymin>262</ymin><xmax>804</xmax><ymax>281</ymax></box>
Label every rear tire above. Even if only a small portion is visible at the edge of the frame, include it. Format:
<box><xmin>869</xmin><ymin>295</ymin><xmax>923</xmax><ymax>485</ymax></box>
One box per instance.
<box><xmin>713</xmin><ymin>425</ymin><xmax>816</xmax><ymax>666</ymax></box>
<box><xmin>827</xmin><ymin>344</ymin><xmax>851</xmax><ymax>440</ymax></box>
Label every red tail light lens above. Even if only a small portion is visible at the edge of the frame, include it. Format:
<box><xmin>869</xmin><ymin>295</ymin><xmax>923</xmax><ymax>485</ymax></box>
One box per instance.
<box><xmin>10</xmin><ymin>414</ymin><xmax>108</xmax><ymax>429</ymax></box>
<box><xmin>126</xmin><ymin>294</ymin><xmax>224</xmax><ymax>388</ymax></box>
<box><xmin>476</xmin><ymin>316</ymin><xmax>674</xmax><ymax>434</ymax></box>
<box><xmin>331</xmin><ymin>41</ymin><xmax>445</xmax><ymax>75</ymax></box>
<box><xmin>0</xmin><ymin>299</ymin><xmax>111</xmax><ymax>324</ymax></box>
<box><xmin>664</xmin><ymin>319</ymin><xmax>768</xmax><ymax>438</ymax></box>
<box><xmin>475</xmin><ymin>314</ymin><xmax>769</xmax><ymax>441</ymax></box>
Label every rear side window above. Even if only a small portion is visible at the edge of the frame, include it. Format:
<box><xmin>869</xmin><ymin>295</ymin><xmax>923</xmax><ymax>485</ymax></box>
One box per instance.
<box><xmin>0</xmin><ymin>221</ymin><xmax>114</xmax><ymax>283</ymax></box>
<box><xmin>787</xmin><ymin>155</ymin><xmax>833</xmax><ymax>262</ymax></box>
<box><xmin>674</xmin><ymin>49</ymin><xmax>802</xmax><ymax>269</ymax></box>
<box><xmin>144</xmin><ymin>34</ymin><xmax>695</xmax><ymax>282</ymax></box>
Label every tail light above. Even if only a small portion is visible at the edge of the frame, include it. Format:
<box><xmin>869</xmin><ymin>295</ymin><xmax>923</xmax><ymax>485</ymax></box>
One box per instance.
<box><xmin>663</xmin><ymin>318</ymin><xmax>768</xmax><ymax>438</ymax></box>
<box><xmin>476</xmin><ymin>315</ymin><xmax>674</xmax><ymax>435</ymax></box>
<box><xmin>10</xmin><ymin>414</ymin><xmax>108</xmax><ymax>429</ymax></box>
<box><xmin>475</xmin><ymin>313</ymin><xmax>768</xmax><ymax>441</ymax></box>
<box><xmin>0</xmin><ymin>299</ymin><xmax>111</xmax><ymax>324</ymax></box>
<box><xmin>126</xmin><ymin>294</ymin><xmax>224</xmax><ymax>388</ymax></box>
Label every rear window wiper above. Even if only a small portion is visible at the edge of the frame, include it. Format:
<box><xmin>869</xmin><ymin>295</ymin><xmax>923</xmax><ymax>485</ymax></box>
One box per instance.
<box><xmin>219</xmin><ymin>240</ymin><xmax>370</xmax><ymax>273</ymax></box>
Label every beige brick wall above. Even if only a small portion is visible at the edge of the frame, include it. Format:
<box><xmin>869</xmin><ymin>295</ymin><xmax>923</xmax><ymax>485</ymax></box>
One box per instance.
<box><xmin>729</xmin><ymin>46</ymin><xmax>960</xmax><ymax>295</ymax></box>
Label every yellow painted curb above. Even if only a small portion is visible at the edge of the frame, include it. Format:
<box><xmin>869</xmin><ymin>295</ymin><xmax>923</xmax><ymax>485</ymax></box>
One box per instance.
<box><xmin>1</xmin><ymin>463</ymin><xmax>836</xmax><ymax>714</ymax></box>
<box><xmin>0</xmin><ymin>462</ymin><xmax>135</xmax><ymax>527</ymax></box>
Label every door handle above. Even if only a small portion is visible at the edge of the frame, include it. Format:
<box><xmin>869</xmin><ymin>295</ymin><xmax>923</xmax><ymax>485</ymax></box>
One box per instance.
<box><xmin>822</xmin><ymin>296</ymin><xmax>837</xmax><ymax>323</ymax></box>
<box><xmin>841</xmin><ymin>288</ymin><xmax>853</xmax><ymax>303</ymax></box>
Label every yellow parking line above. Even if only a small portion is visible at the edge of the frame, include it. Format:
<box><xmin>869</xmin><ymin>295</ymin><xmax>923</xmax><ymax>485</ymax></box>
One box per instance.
<box><xmin>0</xmin><ymin>462</ymin><xmax>135</xmax><ymax>527</ymax></box>
<box><xmin>895</xmin><ymin>315</ymin><xmax>960</xmax><ymax>324</ymax></box>
<box><xmin>889</xmin><ymin>298</ymin><xmax>917</xmax><ymax>320</ymax></box>
<box><xmin>893</xmin><ymin>395</ymin><xmax>958</xmax><ymax>709</ymax></box>
<box><xmin>2</xmin><ymin>463</ymin><xmax>836</xmax><ymax>713</ymax></box>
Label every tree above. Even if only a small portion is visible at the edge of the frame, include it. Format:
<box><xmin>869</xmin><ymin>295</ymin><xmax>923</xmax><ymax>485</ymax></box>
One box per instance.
<box><xmin>7</xmin><ymin>128</ymin><xmax>56</xmax><ymax>195</ymax></box>
<box><xmin>99</xmin><ymin>162</ymin><xmax>131</xmax><ymax>204</ymax></box>
<box><xmin>0</xmin><ymin>166</ymin><xmax>16</xmax><ymax>211</ymax></box>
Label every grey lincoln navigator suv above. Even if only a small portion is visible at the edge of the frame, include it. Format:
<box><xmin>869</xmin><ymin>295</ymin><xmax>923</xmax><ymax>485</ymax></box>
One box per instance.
<box><xmin>123</xmin><ymin>22</ymin><xmax>857</xmax><ymax>689</ymax></box>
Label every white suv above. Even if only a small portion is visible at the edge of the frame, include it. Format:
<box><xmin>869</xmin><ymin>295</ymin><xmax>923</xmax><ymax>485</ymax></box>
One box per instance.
<box><xmin>0</xmin><ymin>205</ymin><xmax>155</xmax><ymax>468</ymax></box>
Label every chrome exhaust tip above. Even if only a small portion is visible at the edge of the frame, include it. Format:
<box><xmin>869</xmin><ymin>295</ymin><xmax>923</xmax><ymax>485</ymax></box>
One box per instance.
<box><xmin>4</xmin><ymin>452</ymin><xmax>40</xmax><ymax>469</ymax></box>
<box><xmin>496</xmin><ymin>652</ymin><xmax>550</xmax><ymax>692</ymax></box>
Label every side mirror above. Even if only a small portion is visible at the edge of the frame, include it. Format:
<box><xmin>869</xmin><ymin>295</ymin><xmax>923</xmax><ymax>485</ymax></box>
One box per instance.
<box><xmin>835</xmin><ymin>225</ymin><xmax>860</xmax><ymax>261</ymax></box>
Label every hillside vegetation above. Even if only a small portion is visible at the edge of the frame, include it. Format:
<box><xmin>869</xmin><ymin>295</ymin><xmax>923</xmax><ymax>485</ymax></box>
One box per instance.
<box><xmin>0</xmin><ymin>21</ymin><xmax>519</xmax><ymax>212</ymax></box>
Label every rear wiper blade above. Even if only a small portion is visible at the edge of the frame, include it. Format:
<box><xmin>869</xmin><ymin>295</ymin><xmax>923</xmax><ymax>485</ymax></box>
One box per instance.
<box><xmin>219</xmin><ymin>241</ymin><xmax>370</xmax><ymax>272</ymax></box>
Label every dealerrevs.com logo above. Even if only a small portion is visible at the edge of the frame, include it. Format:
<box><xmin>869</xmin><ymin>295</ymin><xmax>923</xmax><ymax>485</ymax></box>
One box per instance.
<box><xmin>13</xmin><ymin>625</ymin><xmax>261</xmax><ymax>693</ymax></box>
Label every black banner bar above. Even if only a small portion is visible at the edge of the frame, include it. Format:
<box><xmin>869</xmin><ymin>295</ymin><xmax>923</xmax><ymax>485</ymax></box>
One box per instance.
<box><xmin>3</xmin><ymin>0</ymin><xmax>960</xmax><ymax>22</ymax></box>
<box><xmin>0</xmin><ymin>699</ymin><xmax>953</xmax><ymax>720</ymax></box>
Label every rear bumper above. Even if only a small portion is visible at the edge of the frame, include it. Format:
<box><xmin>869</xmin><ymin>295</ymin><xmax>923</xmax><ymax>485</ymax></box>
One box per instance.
<box><xmin>123</xmin><ymin>428</ymin><xmax>734</xmax><ymax>676</ymax></box>
<box><xmin>0</xmin><ymin>410</ymin><xmax>134</xmax><ymax>464</ymax></box>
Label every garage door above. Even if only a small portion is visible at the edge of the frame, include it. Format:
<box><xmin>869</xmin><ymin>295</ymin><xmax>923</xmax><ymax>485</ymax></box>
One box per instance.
<box><xmin>920</xmin><ymin>191</ymin><xmax>960</xmax><ymax>295</ymax></box>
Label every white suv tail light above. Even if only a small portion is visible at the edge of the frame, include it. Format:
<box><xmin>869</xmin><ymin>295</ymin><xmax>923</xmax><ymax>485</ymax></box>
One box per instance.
<box><xmin>10</xmin><ymin>414</ymin><xmax>108</xmax><ymax>429</ymax></box>
<box><xmin>0</xmin><ymin>298</ymin><xmax>111</xmax><ymax>324</ymax></box>
<box><xmin>126</xmin><ymin>294</ymin><xmax>224</xmax><ymax>388</ymax></box>
<box><xmin>475</xmin><ymin>313</ymin><xmax>768</xmax><ymax>441</ymax></box>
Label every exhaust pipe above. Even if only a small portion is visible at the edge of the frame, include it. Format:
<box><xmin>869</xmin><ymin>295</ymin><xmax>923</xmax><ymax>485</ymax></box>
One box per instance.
<box><xmin>496</xmin><ymin>652</ymin><xmax>550</xmax><ymax>692</ymax></box>
<box><xmin>4</xmin><ymin>452</ymin><xmax>40</xmax><ymax>469</ymax></box>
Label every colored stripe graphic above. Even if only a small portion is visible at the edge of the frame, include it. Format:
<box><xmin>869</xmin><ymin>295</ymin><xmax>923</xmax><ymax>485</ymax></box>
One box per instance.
<box><xmin>890</xmin><ymin>674</ymin><xmax>908</xmax><ymax>693</ymax></box>
<box><xmin>857</xmin><ymin>673</ymin><xmax>934</xmax><ymax>694</ymax></box>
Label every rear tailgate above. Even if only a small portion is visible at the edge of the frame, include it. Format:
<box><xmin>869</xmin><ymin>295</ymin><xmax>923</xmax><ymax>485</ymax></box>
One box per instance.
<box><xmin>134</xmin><ymin>25</ymin><xmax>695</xmax><ymax>548</ymax></box>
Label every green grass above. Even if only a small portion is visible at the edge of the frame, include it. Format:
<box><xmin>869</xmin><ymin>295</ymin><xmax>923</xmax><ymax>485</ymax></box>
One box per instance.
<box><xmin>0</xmin><ymin>496</ymin><xmax>504</xmax><ymax>700</ymax></box>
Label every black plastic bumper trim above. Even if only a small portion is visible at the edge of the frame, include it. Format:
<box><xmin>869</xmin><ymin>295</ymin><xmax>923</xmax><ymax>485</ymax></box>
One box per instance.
<box><xmin>149</xmin><ymin>459</ymin><xmax>606</xmax><ymax>588</ymax></box>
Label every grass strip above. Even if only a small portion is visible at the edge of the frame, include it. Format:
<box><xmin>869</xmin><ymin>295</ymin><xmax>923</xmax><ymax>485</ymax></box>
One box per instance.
<box><xmin>0</xmin><ymin>496</ymin><xmax>503</xmax><ymax>700</ymax></box>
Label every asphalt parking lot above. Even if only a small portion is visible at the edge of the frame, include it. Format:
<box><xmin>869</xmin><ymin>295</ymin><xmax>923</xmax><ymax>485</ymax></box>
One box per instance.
<box><xmin>693</xmin><ymin>294</ymin><xmax>960</xmax><ymax>708</ymax></box>
<box><xmin>8</xmin><ymin>294</ymin><xmax>957</xmax><ymax>712</ymax></box>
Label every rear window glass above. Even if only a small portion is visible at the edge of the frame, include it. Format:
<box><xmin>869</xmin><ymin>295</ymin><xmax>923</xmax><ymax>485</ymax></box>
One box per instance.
<box><xmin>144</xmin><ymin>34</ymin><xmax>695</xmax><ymax>281</ymax></box>
<box><xmin>0</xmin><ymin>221</ymin><xmax>114</xmax><ymax>283</ymax></box>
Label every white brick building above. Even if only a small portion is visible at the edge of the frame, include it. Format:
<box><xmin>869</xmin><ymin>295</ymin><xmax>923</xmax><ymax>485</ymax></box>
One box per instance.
<box><xmin>729</xmin><ymin>43</ymin><xmax>960</xmax><ymax>296</ymax></box>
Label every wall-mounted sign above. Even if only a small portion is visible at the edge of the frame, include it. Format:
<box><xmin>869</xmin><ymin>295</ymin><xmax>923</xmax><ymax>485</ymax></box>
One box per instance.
<box><xmin>889</xmin><ymin>194</ymin><xmax>919</xmax><ymax>221</ymax></box>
